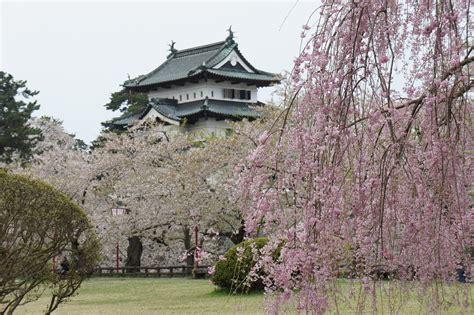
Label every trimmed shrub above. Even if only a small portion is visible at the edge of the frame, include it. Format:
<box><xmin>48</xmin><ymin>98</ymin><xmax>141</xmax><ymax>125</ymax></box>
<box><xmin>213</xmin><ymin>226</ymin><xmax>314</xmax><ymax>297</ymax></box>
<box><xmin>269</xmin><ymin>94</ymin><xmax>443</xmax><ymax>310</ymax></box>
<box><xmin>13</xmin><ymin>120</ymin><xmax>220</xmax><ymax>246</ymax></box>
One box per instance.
<box><xmin>0</xmin><ymin>169</ymin><xmax>101</xmax><ymax>314</ymax></box>
<box><xmin>211</xmin><ymin>237</ymin><xmax>278</xmax><ymax>292</ymax></box>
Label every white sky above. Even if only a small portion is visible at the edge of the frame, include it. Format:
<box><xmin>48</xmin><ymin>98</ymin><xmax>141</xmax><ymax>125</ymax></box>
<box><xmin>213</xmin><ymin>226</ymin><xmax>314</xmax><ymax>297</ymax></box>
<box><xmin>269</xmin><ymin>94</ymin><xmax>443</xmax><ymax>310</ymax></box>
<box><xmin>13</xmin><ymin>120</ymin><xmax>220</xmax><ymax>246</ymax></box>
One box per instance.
<box><xmin>1</xmin><ymin>0</ymin><xmax>317</xmax><ymax>143</ymax></box>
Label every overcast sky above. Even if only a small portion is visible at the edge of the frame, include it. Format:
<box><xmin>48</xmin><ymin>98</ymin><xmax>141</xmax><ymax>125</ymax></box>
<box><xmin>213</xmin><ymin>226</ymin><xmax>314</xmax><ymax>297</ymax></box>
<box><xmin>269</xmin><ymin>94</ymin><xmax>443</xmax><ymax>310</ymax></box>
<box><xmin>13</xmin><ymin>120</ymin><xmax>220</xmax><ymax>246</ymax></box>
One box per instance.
<box><xmin>1</xmin><ymin>0</ymin><xmax>316</xmax><ymax>143</ymax></box>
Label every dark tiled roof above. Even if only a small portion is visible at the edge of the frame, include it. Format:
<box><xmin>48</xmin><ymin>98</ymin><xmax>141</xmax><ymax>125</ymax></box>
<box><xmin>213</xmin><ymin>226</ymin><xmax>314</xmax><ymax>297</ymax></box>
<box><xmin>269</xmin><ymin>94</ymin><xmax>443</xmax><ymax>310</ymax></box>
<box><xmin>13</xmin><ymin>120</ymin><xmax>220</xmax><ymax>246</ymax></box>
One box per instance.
<box><xmin>107</xmin><ymin>97</ymin><xmax>262</xmax><ymax>128</ymax></box>
<box><xmin>123</xmin><ymin>97</ymin><xmax>261</xmax><ymax>126</ymax></box>
<box><xmin>124</xmin><ymin>39</ymin><xmax>280</xmax><ymax>88</ymax></box>
<box><xmin>153</xmin><ymin>97</ymin><xmax>260</xmax><ymax>119</ymax></box>
<box><xmin>108</xmin><ymin>112</ymin><xmax>143</xmax><ymax>126</ymax></box>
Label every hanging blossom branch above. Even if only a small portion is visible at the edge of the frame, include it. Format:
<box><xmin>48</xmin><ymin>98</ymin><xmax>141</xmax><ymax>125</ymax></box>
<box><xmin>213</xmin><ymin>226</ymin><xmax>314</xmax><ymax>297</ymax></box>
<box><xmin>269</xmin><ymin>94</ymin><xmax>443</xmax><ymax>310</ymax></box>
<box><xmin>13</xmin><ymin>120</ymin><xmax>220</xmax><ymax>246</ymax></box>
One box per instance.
<box><xmin>237</xmin><ymin>0</ymin><xmax>472</xmax><ymax>313</ymax></box>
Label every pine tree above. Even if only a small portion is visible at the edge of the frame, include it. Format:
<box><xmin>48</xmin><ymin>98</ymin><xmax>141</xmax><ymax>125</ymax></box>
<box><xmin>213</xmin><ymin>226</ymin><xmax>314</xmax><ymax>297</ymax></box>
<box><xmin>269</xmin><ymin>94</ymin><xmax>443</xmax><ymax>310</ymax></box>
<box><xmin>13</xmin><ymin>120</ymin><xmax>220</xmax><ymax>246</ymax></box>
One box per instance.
<box><xmin>0</xmin><ymin>71</ymin><xmax>43</xmax><ymax>164</ymax></box>
<box><xmin>101</xmin><ymin>88</ymin><xmax>149</xmax><ymax>133</ymax></box>
<box><xmin>104</xmin><ymin>88</ymin><xmax>148</xmax><ymax>114</ymax></box>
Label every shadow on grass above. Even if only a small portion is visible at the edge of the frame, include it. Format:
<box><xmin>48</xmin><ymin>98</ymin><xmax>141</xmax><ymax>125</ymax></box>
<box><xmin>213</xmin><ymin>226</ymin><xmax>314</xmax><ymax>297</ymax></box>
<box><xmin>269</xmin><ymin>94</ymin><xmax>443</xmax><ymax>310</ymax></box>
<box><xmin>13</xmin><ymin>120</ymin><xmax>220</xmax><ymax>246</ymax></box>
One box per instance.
<box><xmin>208</xmin><ymin>286</ymin><xmax>264</xmax><ymax>297</ymax></box>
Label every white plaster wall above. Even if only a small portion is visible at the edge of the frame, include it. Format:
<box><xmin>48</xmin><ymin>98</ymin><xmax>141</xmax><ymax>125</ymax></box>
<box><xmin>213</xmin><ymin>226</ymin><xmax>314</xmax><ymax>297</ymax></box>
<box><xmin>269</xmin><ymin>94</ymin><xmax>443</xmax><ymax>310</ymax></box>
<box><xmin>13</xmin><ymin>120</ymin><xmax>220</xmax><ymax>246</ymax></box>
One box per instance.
<box><xmin>139</xmin><ymin>110</ymin><xmax>182</xmax><ymax>134</ymax></box>
<box><xmin>142</xmin><ymin>108</ymin><xmax>160</xmax><ymax>120</ymax></box>
<box><xmin>182</xmin><ymin>117</ymin><xmax>231</xmax><ymax>138</ymax></box>
<box><xmin>147</xmin><ymin>80</ymin><xmax>258</xmax><ymax>104</ymax></box>
<box><xmin>140</xmin><ymin>114</ymin><xmax>230</xmax><ymax>138</ymax></box>
<box><xmin>142</xmin><ymin>108</ymin><xmax>179</xmax><ymax>126</ymax></box>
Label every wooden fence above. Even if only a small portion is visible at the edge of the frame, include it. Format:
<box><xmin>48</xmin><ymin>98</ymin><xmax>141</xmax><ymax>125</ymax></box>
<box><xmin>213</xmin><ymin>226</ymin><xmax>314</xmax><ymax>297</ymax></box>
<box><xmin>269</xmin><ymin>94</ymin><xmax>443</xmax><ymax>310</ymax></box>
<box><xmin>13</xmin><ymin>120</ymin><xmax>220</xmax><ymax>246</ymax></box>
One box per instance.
<box><xmin>92</xmin><ymin>265</ymin><xmax>210</xmax><ymax>278</ymax></box>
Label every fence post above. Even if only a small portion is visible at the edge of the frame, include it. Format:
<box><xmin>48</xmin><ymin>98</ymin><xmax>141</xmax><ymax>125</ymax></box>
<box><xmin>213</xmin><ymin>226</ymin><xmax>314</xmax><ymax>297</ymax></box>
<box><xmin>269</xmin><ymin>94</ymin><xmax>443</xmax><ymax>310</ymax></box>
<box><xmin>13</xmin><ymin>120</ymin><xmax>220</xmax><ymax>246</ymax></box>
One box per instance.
<box><xmin>193</xmin><ymin>226</ymin><xmax>199</xmax><ymax>278</ymax></box>
<box><xmin>116</xmin><ymin>241</ymin><xmax>120</xmax><ymax>273</ymax></box>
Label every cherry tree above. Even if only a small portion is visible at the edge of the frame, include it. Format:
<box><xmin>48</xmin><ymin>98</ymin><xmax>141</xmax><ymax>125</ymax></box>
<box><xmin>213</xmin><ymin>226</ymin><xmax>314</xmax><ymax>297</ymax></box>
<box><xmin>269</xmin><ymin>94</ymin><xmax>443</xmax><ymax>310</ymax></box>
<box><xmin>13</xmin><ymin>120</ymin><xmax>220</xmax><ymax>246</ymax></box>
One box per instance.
<box><xmin>85</xmin><ymin>124</ymin><xmax>173</xmax><ymax>267</ymax></box>
<box><xmin>5</xmin><ymin>117</ymin><xmax>115</xmax><ymax>268</ymax></box>
<box><xmin>24</xmin><ymin>117</ymin><xmax>91</xmax><ymax>203</ymax></box>
<box><xmin>9</xmin><ymin>112</ymin><xmax>277</xmax><ymax>270</ymax></box>
<box><xmin>2</xmin><ymin>117</ymin><xmax>96</xmax><ymax>219</ymax></box>
<box><xmin>238</xmin><ymin>0</ymin><xmax>472</xmax><ymax>313</ymax></box>
<box><xmin>88</xmin><ymin>119</ymin><xmax>263</xmax><ymax>268</ymax></box>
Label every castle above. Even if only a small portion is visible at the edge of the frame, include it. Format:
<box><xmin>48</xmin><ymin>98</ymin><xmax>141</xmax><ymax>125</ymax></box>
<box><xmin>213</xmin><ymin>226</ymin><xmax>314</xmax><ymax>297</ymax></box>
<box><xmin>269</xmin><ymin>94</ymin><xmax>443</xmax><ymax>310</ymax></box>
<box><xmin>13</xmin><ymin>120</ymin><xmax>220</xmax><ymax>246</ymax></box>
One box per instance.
<box><xmin>109</xmin><ymin>28</ymin><xmax>280</xmax><ymax>136</ymax></box>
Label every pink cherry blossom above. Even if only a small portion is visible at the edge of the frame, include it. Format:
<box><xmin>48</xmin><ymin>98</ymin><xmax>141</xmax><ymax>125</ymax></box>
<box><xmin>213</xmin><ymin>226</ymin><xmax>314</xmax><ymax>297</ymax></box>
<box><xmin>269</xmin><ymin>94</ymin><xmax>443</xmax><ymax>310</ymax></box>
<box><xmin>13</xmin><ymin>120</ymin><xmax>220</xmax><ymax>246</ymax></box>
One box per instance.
<box><xmin>237</xmin><ymin>0</ymin><xmax>473</xmax><ymax>313</ymax></box>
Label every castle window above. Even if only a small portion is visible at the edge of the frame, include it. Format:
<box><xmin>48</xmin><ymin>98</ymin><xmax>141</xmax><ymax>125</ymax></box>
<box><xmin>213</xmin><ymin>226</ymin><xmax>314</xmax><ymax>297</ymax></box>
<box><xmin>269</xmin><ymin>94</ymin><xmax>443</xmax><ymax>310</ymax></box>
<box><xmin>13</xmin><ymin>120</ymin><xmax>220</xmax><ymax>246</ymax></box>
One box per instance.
<box><xmin>237</xmin><ymin>90</ymin><xmax>251</xmax><ymax>100</ymax></box>
<box><xmin>179</xmin><ymin>95</ymin><xmax>182</xmax><ymax>101</ymax></box>
<box><xmin>186</xmin><ymin>94</ymin><xmax>189</xmax><ymax>100</ymax></box>
<box><xmin>223</xmin><ymin>88</ymin><xmax>235</xmax><ymax>99</ymax></box>
<box><xmin>211</xmin><ymin>91</ymin><xmax>214</xmax><ymax>97</ymax></box>
<box><xmin>200</xmin><ymin>91</ymin><xmax>203</xmax><ymax>97</ymax></box>
<box><xmin>194</xmin><ymin>92</ymin><xmax>196</xmax><ymax>99</ymax></box>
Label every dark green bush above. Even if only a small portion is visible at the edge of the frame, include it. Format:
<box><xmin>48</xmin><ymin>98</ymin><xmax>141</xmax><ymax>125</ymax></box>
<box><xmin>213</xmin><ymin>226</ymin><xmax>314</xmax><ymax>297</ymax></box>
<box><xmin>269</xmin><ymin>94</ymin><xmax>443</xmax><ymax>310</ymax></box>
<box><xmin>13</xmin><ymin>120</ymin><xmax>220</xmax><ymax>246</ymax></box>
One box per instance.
<box><xmin>212</xmin><ymin>237</ymin><xmax>281</xmax><ymax>292</ymax></box>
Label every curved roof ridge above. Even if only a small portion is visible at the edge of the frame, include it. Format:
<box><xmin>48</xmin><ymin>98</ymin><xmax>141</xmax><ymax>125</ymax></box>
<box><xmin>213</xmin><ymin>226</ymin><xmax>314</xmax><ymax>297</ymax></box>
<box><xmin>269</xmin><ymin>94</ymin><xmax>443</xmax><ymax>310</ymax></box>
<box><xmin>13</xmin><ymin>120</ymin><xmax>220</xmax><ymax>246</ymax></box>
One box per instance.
<box><xmin>124</xmin><ymin>38</ymin><xmax>280</xmax><ymax>89</ymax></box>
<box><xmin>124</xmin><ymin>41</ymin><xmax>226</xmax><ymax>87</ymax></box>
<box><xmin>124</xmin><ymin>57</ymin><xmax>172</xmax><ymax>87</ymax></box>
<box><xmin>174</xmin><ymin>41</ymin><xmax>226</xmax><ymax>57</ymax></box>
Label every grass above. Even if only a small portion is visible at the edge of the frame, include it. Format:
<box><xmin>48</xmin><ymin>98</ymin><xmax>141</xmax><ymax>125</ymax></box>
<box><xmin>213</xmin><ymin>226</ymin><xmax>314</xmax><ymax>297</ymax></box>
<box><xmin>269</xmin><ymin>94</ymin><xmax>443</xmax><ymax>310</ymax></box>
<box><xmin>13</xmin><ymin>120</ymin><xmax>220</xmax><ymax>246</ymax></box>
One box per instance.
<box><xmin>15</xmin><ymin>278</ymin><xmax>473</xmax><ymax>314</ymax></box>
<box><xmin>16</xmin><ymin>278</ymin><xmax>264</xmax><ymax>315</ymax></box>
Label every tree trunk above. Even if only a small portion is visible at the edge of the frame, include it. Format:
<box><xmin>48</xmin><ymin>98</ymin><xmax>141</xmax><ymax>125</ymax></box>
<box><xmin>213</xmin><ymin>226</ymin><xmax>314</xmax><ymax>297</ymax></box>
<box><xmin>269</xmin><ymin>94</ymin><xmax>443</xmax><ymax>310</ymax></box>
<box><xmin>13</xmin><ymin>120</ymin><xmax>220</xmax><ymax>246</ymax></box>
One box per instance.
<box><xmin>230</xmin><ymin>220</ymin><xmax>246</xmax><ymax>244</ymax></box>
<box><xmin>125</xmin><ymin>236</ymin><xmax>142</xmax><ymax>273</ymax></box>
<box><xmin>183</xmin><ymin>226</ymin><xmax>194</xmax><ymax>268</ymax></box>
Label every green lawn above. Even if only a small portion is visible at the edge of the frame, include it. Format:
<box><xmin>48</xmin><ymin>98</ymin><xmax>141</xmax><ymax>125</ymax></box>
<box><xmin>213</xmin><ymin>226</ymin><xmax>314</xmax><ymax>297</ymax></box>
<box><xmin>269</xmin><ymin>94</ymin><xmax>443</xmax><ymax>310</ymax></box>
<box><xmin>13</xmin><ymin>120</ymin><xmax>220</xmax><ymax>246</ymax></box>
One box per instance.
<box><xmin>16</xmin><ymin>278</ymin><xmax>264</xmax><ymax>315</ymax></box>
<box><xmin>15</xmin><ymin>278</ymin><xmax>473</xmax><ymax>314</ymax></box>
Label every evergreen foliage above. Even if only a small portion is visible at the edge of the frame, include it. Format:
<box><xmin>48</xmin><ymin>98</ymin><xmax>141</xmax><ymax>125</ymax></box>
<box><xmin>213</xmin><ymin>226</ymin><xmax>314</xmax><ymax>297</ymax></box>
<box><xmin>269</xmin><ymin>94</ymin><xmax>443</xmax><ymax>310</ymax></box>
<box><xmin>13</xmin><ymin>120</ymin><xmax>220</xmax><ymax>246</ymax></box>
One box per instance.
<box><xmin>104</xmin><ymin>88</ymin><xmax>148</xmax><ymax>114</ymax></box>
<box><xmin>101</xmin><ymin>88</ymin><xmax>148</xmax><ymax>133</ymax></box>
<box><xmin>0</xmin><ymin>71</ymin><xmax>43</xmax><ymax>164</ymax></box>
